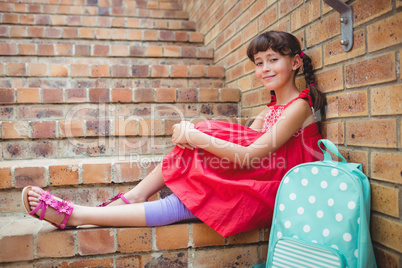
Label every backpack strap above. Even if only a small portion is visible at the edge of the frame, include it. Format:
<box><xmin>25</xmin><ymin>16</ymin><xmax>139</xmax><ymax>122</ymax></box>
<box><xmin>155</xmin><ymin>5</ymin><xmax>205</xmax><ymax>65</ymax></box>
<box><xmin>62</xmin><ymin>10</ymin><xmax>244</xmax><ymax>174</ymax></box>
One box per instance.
<box><xmin>318</xmin><ymin>139</ymin><xmax>347</xmax><ymax>163</ymax></box>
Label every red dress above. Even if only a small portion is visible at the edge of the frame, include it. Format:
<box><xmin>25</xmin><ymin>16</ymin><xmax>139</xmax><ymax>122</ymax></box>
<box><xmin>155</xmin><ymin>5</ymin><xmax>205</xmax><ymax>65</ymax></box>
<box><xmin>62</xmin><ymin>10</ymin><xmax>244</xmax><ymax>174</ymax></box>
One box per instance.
<box><xmin>162</xmin><ymin>89</ymin><xmax>322</xmax><ymax>237</ymax></box>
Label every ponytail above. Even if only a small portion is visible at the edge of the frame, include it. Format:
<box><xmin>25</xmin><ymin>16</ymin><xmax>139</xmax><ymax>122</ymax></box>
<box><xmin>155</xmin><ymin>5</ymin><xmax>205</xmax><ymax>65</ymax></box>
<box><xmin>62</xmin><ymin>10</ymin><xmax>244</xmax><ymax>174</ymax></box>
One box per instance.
<box><xmin>300</xmin><ymin>53</ymin><xmax>327</xmax><ymax>117</ymax></box>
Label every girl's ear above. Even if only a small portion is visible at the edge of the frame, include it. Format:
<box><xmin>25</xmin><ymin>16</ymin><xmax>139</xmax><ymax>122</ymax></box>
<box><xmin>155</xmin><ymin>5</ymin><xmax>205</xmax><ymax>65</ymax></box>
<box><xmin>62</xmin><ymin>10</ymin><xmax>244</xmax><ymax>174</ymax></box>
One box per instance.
<box><xmin>292</xmin><ymin>54</ymin><xmax>302</xmax><ymax>71</ymax></box>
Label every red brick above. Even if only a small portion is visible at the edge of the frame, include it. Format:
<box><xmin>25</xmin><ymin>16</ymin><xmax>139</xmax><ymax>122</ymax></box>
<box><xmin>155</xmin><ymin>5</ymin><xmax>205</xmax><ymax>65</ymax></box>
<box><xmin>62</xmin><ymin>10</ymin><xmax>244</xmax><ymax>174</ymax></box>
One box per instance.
<box><xmin>117</xmin><ymin>228</ymin><xmax>152</xmax><ymax>253</ymax></box>
<box><xmin>291</xmin><ymin>0</ymin><xmax>320</xmax><ymax>31</ymax></box>
<box><xmin>147</xmin><ymin>45</ymin><xmax>163</xmax><ymax>57</ymax></box>
<box><xmin>56</xmin><ymin>258</ymin><xmax>114</xmax><ymax>267</ymax></box>
<box><xmin>371</xmin><ymin>214</ymin><xmax>402</xmax><ymax>253</ymax></box>
<box><xmin>55</xmin><ymin>44</ymin><xmax>73</xmax><ymax>56</ymax></box>
<box><xmin>42</xmin><ymin>88</ymin><xmax>63</xmax><ymax>103</ymax></box>
<box><xmin>175</xmin><ymin>31</ymin><xmax>188</xmax><ymax>42</ymax></box>
<box><xmin>49</xmin><ymin>64</ymin><xmax>68</xmax><ymax>77</ymax></box>
<box><xmin>346</xmin><ymin>53</ymin><xmax>396</xmax><ymax>88</ymax></box>
<box><xmin>0</xmin><ymin>166</ymin><xmax>12</xmax><ymax>188</ymax></box>
<box><xmin>326</xmin><ymin>90</ymin><xmax>368</xmax><ymax>118</ymax></box>
<box><xmin>75</xmin><ymin>44</ymin><xmax>91</xmax><ymax>56</ymax></box>
<box><xmin>171</xmin><ymin>65</ymin><xmax>188</xmax><ymax>77</ymax></box>
<box><xmin>7</xmin><ymin>62</ymin><xmax>26</xmax><ymax>76</ymax></box>
<box><xmin>111</xmin><ymin>65</ymin><xmax>130</xmax><ymax>78</ymax></box>
<box><xmin>96</xmin><ymin>28</ymin><xmax>111</xmax><ymax>39</ymax></box>
<box><xmin>151</xmin><ymin>65</ymin><xmax>169</xmax><ymax>77</ymax></box>
<box><xmin>346</xmin><ymin>119</ymin><xmax>397</xmax><ymax>148</ymax></box>
<box><xmin>112</xmin><ymin>88</ymin><xmax>132</xmax><ymax>102</ymax></box>
<box><xmin>59</xmin><ymin>120</ymin><xmax>84</xmax><ymax>137</ymax></box>
<box><xmin>156</xmin><ymin>88</ymin><xmax>176</xmax><ymax>102</ymax></box>
<box><xmin>133</xmin><ymin>88</ymin><xmax>154</xmax><ymax>102</ymax></box>
<box><xmin>155</xmin><ymin>224</ymin><xmax>189</xmax><ymax>250</ymax></box>
<box><xmin>17</xmin><ymin>88</ymin><xmax>39</xmax><ymax>103</ymax></box>
<box><xmin>131</xmin><ymin>65</ymin><xmax>149</xmax><ymax>77</ymax></box>
<box><xmin>31</xmin><ymin>121</ymin><xmax>56</xmax><ymax>139</ymax></box>
<box><xmin>371</xmin><ymin>84</ymin><xmax>401</xmax><ymax>115</ymax></box>
<box><xmin>199</xmin><ymin>88</ymin><xmax>218</xmax><ymax>102</ymax></box>
<box><xmin>89</xmin><ymin>88</ymin><xmax>110</xmax><ymax>102</ymax></box>
<box><xmin>227</xmin><ymin>228</ymin><xmax>261</xmax><ymax>244</ymax></box>
<box><xmin>352</xmin><ymin>0</ymin><xmax>392</xmax><ymax>27</ymax></box>
<box><xmin>0</xmin><ymin>43</ymin><xmax>17</xmax><ymax>55</ymax></box>
<box><xmin>138</xmin><ymin>119</ymin><xmax>163</xmax><ymax>136</ymax></box>
<box><xmin>19</xmin><ymin>44</ymin><xmax>36</xmax><ymax>55</ymax></box>
<box><xmin>130</xmin><ymin>46</ymin><xmax>145</xmax><ymax>56</ymax></box>
<box><xmin>114</xmin><ymin>161</ymin><xmax>142</xmax><ymax>182</ymax></box>
<box><xmin>367</xmin><ymin>12</ymin><xmax>402</xmax><ymax>52</ymax></box>
<box><xmin>79</xmin><ymin>27</ymin><xmax>94</xmax><ymax>38</ymax></box>
<box><xmin>371</xmin><ymin>152</ymin><xmax>402</xmax><ymax>184</ymax></box>
<box><xmin>371</xmin><ymin>182</ymin><xmax>399</xmax><ymax>217</ymax></box>
<box><xmin>315</xmin><ymin>67</ymin><xmax>343</xmax><ymax>93</ymax></box>
<box><xmin>2</xmin><ymin>121</ymin><xmax>29</xmax><ymax>139</ymax></box>
<box><xmin>28</xmin><ymin>63</ymin><xmax>47</xmax><ymax>77</ymax></box>
<box><xmin>178</xmin><ymin>88</ymin><xmax>197</xmax><ymax>102</ymax></box>
<box><xmin>66</xmin><ymin>88</ymin><xmax>87</xmax><ymax>102</ymax></box>
<box><xmin>189</xmin><ymin>32</ymin><xmax>203</xmax><ymax>42</ymax></box>
<box><xmin>189</xmin><ymin>65</ymin><xmax>206</xmax><ymax>77</ymax></box>
<box><xmin>114</xmin><ymin>119</ymin><xmax>138</xmax><ymax>136</ymax></box>
<box><xmin>181</xmin><ymin>46</ymin><xmax>196</xmax><ymax>57</ymax></box>
<box><xmin>10</xmin><ymin>25</ymin><xmax>27</xmax><ymax>37</ymax></box>
<box><xmin>128</xmin><ymin>29</ymin><xmax>142</xmax><ymax>40</ymax></box>
<box><xmin>86</xmin><ymin>120</ymin><xmax>110</xmax><ymax>136</ymax></box>
<box><xmin>0</xmin><ymin>235</ymin><xmax>33</xmax><ymax>262</ymax></box>
<box><xmin>63</xmin><ymin>28</ymin><xmax>78</xmax><ymax>38</ymax></box>
<box><xmin>93</xmin><ymin>44</ymin><xmax>109</xmax><ymax>56</ymax></box>
<box><xmin>71</xmin><ymin>64</ymin><xmax>89</xmax><ymax>77</ymax></box>
<box><xmin>306</xmin><ymin>13</ymin><xmax>341</xmax><ymax>47</ymax></box>
<box><xmin>111</xmin><ymin>44</ymin><xmax>129</xmax><ymax>56</ymax></box>
<box><xmin>82</xmin><ymin>162</ymin><xmax>111</xmax><ymax>184</ymax></box>
<box><xmin>15</xmin><ymin>166</ymin><xmax>46</xmax><ymax>188</ymax></box>
<box><xmin>3</xmin><ymin>13</ymin><xmax>18</xmax><ymax>24</ymax></box>
<box><xmin>374</xmin><ymin>246</ymin><xmax>400</xmax><ymax>268</ymax></box>
<box><xmin>0</xmin><ymin>88</ymin><xmax>15</xmax><ymax>103</ymax></box>
<box><xmin>45</xmin><ymin>27</ymin><xmax>62</xmax><ymax>38</ymax></box>
<box><xmin>321</xmin><ymin>121</ymin><xmax>344</xmax><ymax>144</ymax></box>
<box><xmin>221</xmin><ymin>88</ymin><xmax>240</xmax><ymax>102</ymax></box>
<box><xmin>37</xmin><ymin>44</ymin><xmax>54</xmax><ymax>56</ymax></box>
<box><xmin>259</xmin><ymin>7</ymin><xmax>277</xmax><ymax>31</ymax></box>
<box><xmin>49</xmin><ymin>162</ymin><xmax>79</xmax><ymax>186</ymax></box>
<box><xmin>242</xmin><ymin>90</ymin><xmax>259</xmax><ymax>107</ymax></box>
<box><xmin>78</xmin><ymin>229</ymin><xmax>115</xmax><ymax>255</ymax></box>
<box><xmin>112</xmin><ymin>28</ymin><xmax>127</xmax><ymax>39</ymax></box>
<box><xmin>37</xmin><ymin>230</ymin><xmax>75</xmax><ymax>258</ymax></box>
<box><xmin>192</xmin><ymin>223</ymin><xmax>225</xmax><ymax>247</ymax></box>
<box><xmin>164</xmin><ymin>46</ymin><xmax>180</xmax><ymax>57</ymax></box>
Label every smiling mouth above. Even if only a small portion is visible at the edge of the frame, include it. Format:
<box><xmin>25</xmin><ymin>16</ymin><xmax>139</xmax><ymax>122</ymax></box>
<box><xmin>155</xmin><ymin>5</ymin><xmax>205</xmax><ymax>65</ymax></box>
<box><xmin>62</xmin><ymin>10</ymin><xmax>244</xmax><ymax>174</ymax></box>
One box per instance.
<box><xmin>263</xmin><ymin>75</ymin><xmax>275</xmax><ymax>80</ymax></box>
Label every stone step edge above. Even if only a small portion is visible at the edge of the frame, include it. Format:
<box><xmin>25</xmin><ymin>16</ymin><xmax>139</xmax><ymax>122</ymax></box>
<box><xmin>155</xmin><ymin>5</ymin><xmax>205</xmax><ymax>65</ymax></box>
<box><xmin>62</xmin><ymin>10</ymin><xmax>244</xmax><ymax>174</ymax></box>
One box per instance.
<box><xmin>0</xmin><ymin>0</ymin><xmax>183</xmax><ymax>10</ymax></box>
<box><xmin>0</xmin><ymin>43</ymin><xmax>212</xmax><ymax>58</ymax></box>
<box><xmin>0</xmin><ymin>26</ymin><xmax>204</xmax><ymax>43</ymax></box>
<box><xmin>0</xmin><ymin>214</ymin><xmax>268</xmax><ymax>264</ymax></box>
<box><xmin>0</xmin><ymin>88</ymin><xmax>240</xmax><ymax>104</ymax></box>
<box><xmin>0</xmin><ymin>12</ymin><xmax>195</xmax><ymax>30</ymax></box>
<box><xmin>0</xmin><ymin>3</ymin><xmax>189</xmax><ymax>19</ymax></box>
<box><xmin>1</xmin><ymin>63</ymin><xmax>224</xmax><ymax>79</ymax></box>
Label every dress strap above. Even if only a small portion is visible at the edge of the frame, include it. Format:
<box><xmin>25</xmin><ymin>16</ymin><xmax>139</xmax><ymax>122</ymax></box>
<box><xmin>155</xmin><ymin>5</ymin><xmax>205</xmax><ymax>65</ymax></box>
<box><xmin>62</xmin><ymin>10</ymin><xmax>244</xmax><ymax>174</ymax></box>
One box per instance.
<box><xmin>284</xmin><ymin>88</ymin><xmax>313</xmax><ymax>108</ymax></box>
<box><xmin>267</xmin><ymin>94</ymin><xmax>277</xmax><ymax>107</ymax></box>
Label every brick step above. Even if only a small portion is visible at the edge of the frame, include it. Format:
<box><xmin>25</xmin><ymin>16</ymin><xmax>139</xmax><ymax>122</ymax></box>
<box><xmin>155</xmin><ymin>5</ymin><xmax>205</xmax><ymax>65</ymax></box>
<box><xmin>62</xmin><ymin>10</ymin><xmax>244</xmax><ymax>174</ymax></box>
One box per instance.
<box><xmin>0</xmin><ymin>25</ymin><xmax>203</xmax><ymax>43</ymax></box>
<box><xmin>0</xmin><ymin>76</ymin><xmax>225</xmax><ymax>89</ymax></box>
<box><xmin>0</xmin><ymin>44</ymin><xmax>213</xmax><ymax>62</ymax></box>
<box><xmin>0</xmin><ymin>214</ymin><xmax>268</xmax><ymax>266</ymax></box>
<box><xmin>0</xmin><ymin>3</ymin><xmax>188</xmax><ymax>19</ymax></box>
<box><xmin>0</xmin><ymin>0</ymin><xmax>182</xmax><ymax>10</ymax></box>
<box><xmin>0</xmin><ymin>12</ymin><xmax>195</xmax><ymax>30</ymax></box>
<box><xmin>1</xmin><ymin>62</ymin><xmax>223</xmax><ymax>79</ymax></box>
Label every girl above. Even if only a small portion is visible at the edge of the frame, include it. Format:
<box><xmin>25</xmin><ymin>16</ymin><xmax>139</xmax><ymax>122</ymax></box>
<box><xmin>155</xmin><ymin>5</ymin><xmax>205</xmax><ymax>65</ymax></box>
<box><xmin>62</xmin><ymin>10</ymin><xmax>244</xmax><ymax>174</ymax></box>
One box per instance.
<box><xmin>22</xmin><ymin>31</ymin><xmax>326</xmax><ymax>237</ymax></box>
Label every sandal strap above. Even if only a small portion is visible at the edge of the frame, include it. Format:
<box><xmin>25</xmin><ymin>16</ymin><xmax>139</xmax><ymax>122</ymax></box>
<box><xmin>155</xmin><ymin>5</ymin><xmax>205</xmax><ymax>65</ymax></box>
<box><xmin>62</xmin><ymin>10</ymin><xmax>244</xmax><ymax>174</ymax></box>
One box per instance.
<box><xmin>119</xmin><ymin>194</ymin><xmax>131</xmax><ymax>205</ymax></box>
<box><xmin>97</xmin><ymin>192</ymin><xmax>131</xmax><ymax>207</ymax></box>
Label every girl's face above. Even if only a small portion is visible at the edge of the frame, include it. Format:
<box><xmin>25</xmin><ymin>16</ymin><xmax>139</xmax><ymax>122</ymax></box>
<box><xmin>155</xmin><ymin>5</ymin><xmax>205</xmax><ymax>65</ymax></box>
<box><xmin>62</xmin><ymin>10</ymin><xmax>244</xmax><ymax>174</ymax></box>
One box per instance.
<box><xmin>253</xmin><ymin>48</ymin><xmax>300</xmax><ymax>91</ymax></box>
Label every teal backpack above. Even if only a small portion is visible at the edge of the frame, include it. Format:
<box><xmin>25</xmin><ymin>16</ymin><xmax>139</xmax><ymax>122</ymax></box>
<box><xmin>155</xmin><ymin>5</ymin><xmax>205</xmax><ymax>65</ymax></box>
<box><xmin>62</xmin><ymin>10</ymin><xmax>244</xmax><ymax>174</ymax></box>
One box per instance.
<box><xmin>254</xmin><ymin>139</ymin><xmax>376</xmax><ymax>268</ymax></box>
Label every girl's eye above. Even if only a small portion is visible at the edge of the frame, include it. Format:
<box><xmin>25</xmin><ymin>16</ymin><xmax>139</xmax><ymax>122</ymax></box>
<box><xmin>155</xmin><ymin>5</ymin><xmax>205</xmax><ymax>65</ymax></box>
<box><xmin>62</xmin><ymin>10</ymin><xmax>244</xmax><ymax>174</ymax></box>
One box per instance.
<box><xmin>270</xmin><ymin>59</ymin><xmax>278</xmax><ymax>62</ymax></box>
<box><xmin>255</xmin><ymin>62</ymin><xmax>263</xmax><ymax>66</ymax></box>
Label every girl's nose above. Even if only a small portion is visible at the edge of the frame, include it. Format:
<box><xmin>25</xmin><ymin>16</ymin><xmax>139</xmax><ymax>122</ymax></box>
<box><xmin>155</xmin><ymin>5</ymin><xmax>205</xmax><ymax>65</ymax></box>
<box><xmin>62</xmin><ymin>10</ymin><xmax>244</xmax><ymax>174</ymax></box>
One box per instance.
<box><xmin>263</xmin><ymin>63</ymin><xmax>270</xmax><ymax>72</ymax></box>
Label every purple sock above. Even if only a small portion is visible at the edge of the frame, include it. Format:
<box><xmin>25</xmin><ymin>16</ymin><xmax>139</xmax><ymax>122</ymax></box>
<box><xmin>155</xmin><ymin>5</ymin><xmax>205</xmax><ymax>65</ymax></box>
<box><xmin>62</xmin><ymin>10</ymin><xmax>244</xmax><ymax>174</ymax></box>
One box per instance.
<box><xmin>144</xmin><ymin>193</ymin><xmax>198</xmax><ymax>226</ymax></box>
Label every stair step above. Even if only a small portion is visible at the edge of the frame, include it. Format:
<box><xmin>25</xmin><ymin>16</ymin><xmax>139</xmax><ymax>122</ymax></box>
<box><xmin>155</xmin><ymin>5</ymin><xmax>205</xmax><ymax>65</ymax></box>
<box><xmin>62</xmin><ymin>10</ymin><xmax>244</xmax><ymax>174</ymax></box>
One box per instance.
<box><xmin>0</xmin><ymin>12</ymin><xmax>195</xmax><ymax>30</ymax></box>
<box><xmin>0</xmin><ymin>215</ymin><xmax>267</xmax><ymax>265</ymax></box>
<box><xmin>0</xmin><ymin>43</ymin><xmax>213</xmax><ymax>62</ymax></box>
<box><xmin>0</xmin><ymin>87</ymin><xmax>240</xmax><ymax>104</ymax></box>
<box><xmin>0</xmin><ymin>62</ymin><xmax>223</xmax><ymax>79</ymax></box>
<box><xmin>0</xmin><ymin>3</ymin><xmax>188</xmax><ymax>18</ymax></box>
<box><xmin>0</xmin><ymin>0</ymin><xmax>183</xmax><ymax>10</ymax></box>
<box><xmin>0</xmin><ymin>25</ymin><xmax>203</xmax><ymax>43</ymax></box>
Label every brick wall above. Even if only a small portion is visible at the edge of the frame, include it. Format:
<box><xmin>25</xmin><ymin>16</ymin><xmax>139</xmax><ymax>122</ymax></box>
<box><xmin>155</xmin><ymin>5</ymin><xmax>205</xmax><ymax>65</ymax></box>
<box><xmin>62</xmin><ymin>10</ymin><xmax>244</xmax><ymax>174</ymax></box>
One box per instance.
<box><xmin>179</xmin><ymin>0</ymin><xmax>402</xmax><ymax>267</ymax></box>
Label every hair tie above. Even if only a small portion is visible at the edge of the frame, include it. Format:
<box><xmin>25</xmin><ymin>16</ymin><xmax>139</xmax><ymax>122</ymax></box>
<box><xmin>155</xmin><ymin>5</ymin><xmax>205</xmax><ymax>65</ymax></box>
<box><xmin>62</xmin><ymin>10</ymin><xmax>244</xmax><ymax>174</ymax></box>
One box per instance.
<box><xmin>300</xmin><ymin>52</ymin><xmax>305</xmax><ymax>57</ymax></box>
<box><xmin>308</xmin><ymin>83</ymin><xmax>315</xmax><ymax>87</ymax></box>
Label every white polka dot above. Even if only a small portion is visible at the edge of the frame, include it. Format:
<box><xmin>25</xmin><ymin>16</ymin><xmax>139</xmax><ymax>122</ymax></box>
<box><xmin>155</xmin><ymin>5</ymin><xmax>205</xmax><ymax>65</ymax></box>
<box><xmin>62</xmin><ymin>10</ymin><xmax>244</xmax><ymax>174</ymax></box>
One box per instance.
<box><xmin>303</xmin><ymin>225</ymin><xmax>311</xmax><ymax>233</ymax></box>
<box><xmin>321</xmin><ymin>181</ymin><xmax>328</xmax><ymax>189</ymax></box>
<box><xmin>316</xmin><ymin>210</ymin><xmax>324</xmax><ymax>218</ymax></box>
<box><xmin>284</xmin><ymin>221</ymin><xmax>291</xmax><ymax>228</ymax></box>
<box><xmin>294</xmin><ymin>168</ymin><xmax>299</xmax><ymax>173</ymax></box>
<box><xmin>336</xmin><ymin>213</ymin><xmax>343</xmax><ymax>222</ymax></box>
<box><xmin>323</xmin><ymin>229</ymin><xmax>330</xmax><ymax>237</ymax></box>
<box><xmin>343</xmin><ymin>233</ymin><xmax>352</xmax><ymax>242</ymax></box>
<box><xmin>331</xmin><ymin>168</ymin><xmax>339</xmax><ymax>176</ymax></box>
<box><xmin>293</xmin><ymin>235</ymin><xmax>299</xmax><ymax>239</ymax></box>
<box><xmin>328</xmin><ymin>198</ymin><xmax>334</xmax><ymax>206</ymax></box>
<box><xmin>331</xmin><ymin>245</ymin><xmax>339</xmax><ymax>250</ymax></box>
<box><xmin>357</xmin><ymin>217</ymin><xmax>360</xmax><ymax>224</ymax></box>
<box><xmin>312</xmin><ymin>240</ymin><xmax>317</xmax><ymax>243</ymax></box>
<box><xmin>289</xmin><ymin>193</ymin><xmax>296</xmax><ymax>200</ymax></box>
<box><xmin>279</xmin><ymin>204</ymin><xmax>285</xmax><ymax>211</ymax></box>
<box><xmin>277</xmin><ymin>232</ymin><xmax>282</xmax><ymax>239</ymax></box>
<box><xmin>283</xmin><ymin>177</ymin><xmax>290</xmax><ymax>183</ymax></box>
<box><xmin>340</xmin><ymin>182</ymin><xmax>348</xmax><ymax>191</ymax></box>
<box><xmin>354</xmin><ymin>249</ymin><xmax>358</xmax><ymax>258</ymax></box>
<box><xmin>348</xmin><ymin>201</ymin><xmax>356</xmax><ymax>209</ymax></box>
<box><xmin>301</xmin><ymin>179</ymin><xmax>308</xmax><ymax>186</ymax></box>
<box><xmin>311</xmin><ymin>167</ymin><xmax>319</xmax><ymax>175</ymax></box>
<box><xmin>297</xmin><ymin>207</ymin><xmax>304</xmax><ymax>215</ymax></box>
<box><xmin>309</xmin><ymin>196</ymin><xmax>316</xmax><ymax>204</ymax></box>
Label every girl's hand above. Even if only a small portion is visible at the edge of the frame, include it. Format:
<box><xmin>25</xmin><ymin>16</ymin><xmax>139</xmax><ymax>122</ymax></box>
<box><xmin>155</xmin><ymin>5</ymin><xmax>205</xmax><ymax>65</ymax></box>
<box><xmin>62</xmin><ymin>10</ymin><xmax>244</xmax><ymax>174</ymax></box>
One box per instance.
<box><xmin>172</xmin><ymin>121</ymin><xmax>197</xmax><ymax>150</ymax></box>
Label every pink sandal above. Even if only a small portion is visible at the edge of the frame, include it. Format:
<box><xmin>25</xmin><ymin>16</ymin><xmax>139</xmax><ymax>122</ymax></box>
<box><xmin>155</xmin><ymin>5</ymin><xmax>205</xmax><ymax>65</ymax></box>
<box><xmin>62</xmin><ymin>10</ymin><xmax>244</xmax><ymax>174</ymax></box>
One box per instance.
<box><xmin>22</xmin><ymin>186</ymin><xmax>75</xmax><ymax>229</ymax></box>
<box><xmin>97</xmin><ymin>192</ymin><xmax>131</xmax><ymax>207</ymax></box>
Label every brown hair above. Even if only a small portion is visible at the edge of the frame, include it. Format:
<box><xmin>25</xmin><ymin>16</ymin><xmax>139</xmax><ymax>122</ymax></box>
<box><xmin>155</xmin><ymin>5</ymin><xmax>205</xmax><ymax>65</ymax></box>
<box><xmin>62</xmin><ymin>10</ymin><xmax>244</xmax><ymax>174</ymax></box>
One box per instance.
<box><xmin>247</xmin><ymin>31</ymin><xmax>326</xmax><ymax>115</ymax></box>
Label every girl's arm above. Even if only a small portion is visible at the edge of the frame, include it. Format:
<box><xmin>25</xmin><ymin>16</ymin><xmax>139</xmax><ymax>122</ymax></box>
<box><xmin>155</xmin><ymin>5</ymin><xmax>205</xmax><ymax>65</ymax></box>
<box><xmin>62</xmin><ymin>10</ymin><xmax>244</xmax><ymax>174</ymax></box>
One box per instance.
<box><xmin>248</xmin><ymin>107</ymin><xmax>270</xmax><ymax>132</ymax></box>
<box><xmin>172</xmin><ymin>99</ymin><xmax>312</xmax><ymax>165</ymax></box>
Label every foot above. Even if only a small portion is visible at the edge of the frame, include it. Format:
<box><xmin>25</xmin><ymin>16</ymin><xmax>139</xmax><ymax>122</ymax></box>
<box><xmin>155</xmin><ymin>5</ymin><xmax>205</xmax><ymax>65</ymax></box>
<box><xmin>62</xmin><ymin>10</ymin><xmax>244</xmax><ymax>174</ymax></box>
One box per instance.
<box><xmin>22</xmin><ymin>186</ymin><xmax>78</xmax><ymax>229</ymax></box>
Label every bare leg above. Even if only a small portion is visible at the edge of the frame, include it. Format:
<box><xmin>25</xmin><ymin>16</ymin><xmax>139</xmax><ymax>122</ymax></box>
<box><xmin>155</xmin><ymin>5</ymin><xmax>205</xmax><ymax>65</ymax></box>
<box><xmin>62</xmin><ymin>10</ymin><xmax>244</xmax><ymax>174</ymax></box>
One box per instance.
<box><xmin>110</xmin><ymin>163</ymin><xmax>166</xmax><ymax>206</ymax></box>
<box><xmin>27</xmin><ymin>187</ymin><xmax>147</xmax><ymax>227</ymax></box>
